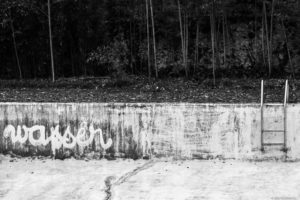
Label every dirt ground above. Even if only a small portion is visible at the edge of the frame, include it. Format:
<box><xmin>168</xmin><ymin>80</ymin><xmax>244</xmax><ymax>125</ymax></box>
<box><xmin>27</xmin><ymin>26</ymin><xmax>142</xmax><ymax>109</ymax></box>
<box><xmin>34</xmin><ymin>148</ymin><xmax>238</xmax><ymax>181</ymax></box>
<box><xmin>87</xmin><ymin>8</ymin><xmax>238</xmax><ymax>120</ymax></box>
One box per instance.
<box><xmin>0</xmin><ymin>78</ymin><xmax>296</xmax><ymax>103</ymax></box>
<box><xmin>0</xmin><ymin>155</ymin><xmax>299</xmax><ymax>200</ymax></box>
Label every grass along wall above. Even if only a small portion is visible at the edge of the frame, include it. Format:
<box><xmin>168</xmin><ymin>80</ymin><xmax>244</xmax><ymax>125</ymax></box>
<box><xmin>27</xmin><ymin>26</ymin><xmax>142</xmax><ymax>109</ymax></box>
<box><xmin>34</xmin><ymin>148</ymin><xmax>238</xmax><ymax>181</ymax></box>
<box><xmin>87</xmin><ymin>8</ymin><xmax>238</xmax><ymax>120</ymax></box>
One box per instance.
<box><xmin>0</xmin><ymin>103</ymin><xmax>300</xmax><ymax>160</ymax></box>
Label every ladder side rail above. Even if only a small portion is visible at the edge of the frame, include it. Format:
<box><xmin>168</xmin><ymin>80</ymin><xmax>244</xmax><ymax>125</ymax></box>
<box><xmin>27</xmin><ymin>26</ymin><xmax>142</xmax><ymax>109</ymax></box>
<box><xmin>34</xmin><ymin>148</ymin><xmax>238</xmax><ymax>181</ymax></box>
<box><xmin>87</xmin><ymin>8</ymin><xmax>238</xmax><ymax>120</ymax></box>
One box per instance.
<box><xmin>261</xmin><ymin>80</ymin><xmax>264</xmax><ymax>107</ymax></box>
<box><xmin>283</xmin><ymin>80</ymin><xmax>289</xmax><ymax>152</ymax></box>
<box><xmin>261</xmin><ymin>80</ymin><xmax>264</xmax><ymax>151</ymax></box>
<box><xmin>284</xmin><ymin>80</ymin><xmax>289</xmax><ymax>106</ymax></box>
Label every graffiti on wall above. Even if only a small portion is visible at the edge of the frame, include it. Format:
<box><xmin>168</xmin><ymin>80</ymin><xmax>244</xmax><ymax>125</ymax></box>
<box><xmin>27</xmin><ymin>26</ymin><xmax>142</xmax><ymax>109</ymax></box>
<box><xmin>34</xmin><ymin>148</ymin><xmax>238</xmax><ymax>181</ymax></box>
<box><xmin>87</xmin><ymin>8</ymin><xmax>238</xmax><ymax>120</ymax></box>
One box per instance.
<box><xmin>3</xmin><ymin>122</ymin><xmax>113</xmax><ymax>155</ymax></box>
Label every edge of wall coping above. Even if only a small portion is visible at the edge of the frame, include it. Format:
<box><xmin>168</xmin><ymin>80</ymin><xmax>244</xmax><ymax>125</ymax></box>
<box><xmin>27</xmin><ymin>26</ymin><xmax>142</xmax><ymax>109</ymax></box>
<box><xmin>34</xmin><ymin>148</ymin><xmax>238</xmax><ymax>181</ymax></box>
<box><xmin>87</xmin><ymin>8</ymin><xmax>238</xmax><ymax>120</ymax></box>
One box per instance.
<box><xmin>0</xmin><ymin>102</ymin><xmax>292</xmax><ymax>106</ymax></box>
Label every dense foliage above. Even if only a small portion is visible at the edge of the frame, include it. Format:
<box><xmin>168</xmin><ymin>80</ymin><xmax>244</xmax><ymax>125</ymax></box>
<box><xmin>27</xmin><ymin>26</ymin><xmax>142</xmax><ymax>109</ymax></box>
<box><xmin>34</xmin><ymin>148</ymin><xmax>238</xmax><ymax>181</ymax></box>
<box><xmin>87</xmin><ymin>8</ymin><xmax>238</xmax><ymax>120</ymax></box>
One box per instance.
<box><xmin>0</xmin><ymin>0</ymin><xmax>299</xmax><ymax>80</ymax></box>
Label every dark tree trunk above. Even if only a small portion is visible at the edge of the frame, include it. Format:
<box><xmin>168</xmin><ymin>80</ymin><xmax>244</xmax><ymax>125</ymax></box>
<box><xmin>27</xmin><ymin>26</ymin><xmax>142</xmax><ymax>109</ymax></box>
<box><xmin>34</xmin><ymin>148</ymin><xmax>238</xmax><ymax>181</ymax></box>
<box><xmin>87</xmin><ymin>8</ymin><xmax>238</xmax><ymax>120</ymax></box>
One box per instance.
<box><xmin>210</xmin><ymin>0</ymin><xmax>216</xmax><ymax>86</ymax></box>
<box><xmin>48</xmin><ymin>0</ymin><xmax>55</xmax><ymax>82</ymax></box>
<box><xmin>9</xmin><ymin>10</ymin><xmax>22</xmax><ymax>80</ymax></box>
<box><xmin>149</xmin><ymin>0</ymin><xmax>158</xmax><ymax>78</ymax></box>
<box><xmin>145</xmin><ymin>0</ymin><xmax>151</xmax><ymax>79</ymax></box>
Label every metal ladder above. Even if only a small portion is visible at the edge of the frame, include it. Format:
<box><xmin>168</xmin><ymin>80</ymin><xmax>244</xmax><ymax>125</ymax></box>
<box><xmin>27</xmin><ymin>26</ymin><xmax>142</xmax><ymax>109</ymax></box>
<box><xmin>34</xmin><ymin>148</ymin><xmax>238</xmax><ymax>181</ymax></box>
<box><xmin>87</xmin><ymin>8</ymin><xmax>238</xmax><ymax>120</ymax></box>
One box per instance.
<box><xmin>260</xmin><ymin>80</ymin><xmax>289</xmax><ymax>152</ymax></box>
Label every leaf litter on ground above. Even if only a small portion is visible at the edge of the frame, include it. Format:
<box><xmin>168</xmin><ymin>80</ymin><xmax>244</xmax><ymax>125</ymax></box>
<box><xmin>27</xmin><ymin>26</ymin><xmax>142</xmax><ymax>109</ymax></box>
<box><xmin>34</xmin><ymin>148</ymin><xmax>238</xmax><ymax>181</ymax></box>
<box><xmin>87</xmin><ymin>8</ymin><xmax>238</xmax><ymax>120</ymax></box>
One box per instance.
<box><xmin>0</xmin><ymin>77</ymin><xmax>296</xmax><ymax>103</ymax></box>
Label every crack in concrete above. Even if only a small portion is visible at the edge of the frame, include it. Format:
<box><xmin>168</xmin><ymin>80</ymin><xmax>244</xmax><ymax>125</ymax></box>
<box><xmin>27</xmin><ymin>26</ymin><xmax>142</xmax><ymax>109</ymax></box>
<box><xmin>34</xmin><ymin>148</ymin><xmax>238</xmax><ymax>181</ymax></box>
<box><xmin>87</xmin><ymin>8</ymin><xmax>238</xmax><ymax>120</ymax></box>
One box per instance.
<box><xmin>104</xmin><ymin>176</ymin><xmax>116</xmax><ymax>200</ymax></box>
<box><xmin>114</xmin><ymin>160</ymin><xmax>155</xmax><ymax>186</ymax></box>
<box><xmin>104</xmin><ymin>160</ymin><xmax>155</xmax><ymax>200</ymax></box>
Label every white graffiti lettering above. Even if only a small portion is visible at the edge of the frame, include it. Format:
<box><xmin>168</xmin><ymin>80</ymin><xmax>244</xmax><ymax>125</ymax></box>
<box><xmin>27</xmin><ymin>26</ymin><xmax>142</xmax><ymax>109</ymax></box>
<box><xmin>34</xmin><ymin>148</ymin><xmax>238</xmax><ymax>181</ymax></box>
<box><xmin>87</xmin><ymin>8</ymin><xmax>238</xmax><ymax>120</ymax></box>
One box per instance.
<box><xmin>50</xmin><ymin>125</ymin><xmax>63</xmax><ymax>153</ymax></box>
<box><xmin>3</xmin><ymin>123</ymin><xmax>113</xmax><ymax>155</ymax></box>
<box><xmin>62</xmin><ymin>126</ymin><xmax>77</xmax><ymax>149</ymax></box>
<box><xmin>89</xmin><ymin>125</ymin><xmax>112</xmax><ymax>150</ymax></box>
<box><xmin>76</xmin><ymin>122</ymin><xmax>94</xmax><ymax>147</ymax></box>
<box><xmin>3</xmin><ymin>125</ymin><xmax>29</xmax><ymax>144</ymax></box>
<box><xmin>24</xmin><ymin>125</ymin><xmax>48</xmax><ymax>146</ymax></box>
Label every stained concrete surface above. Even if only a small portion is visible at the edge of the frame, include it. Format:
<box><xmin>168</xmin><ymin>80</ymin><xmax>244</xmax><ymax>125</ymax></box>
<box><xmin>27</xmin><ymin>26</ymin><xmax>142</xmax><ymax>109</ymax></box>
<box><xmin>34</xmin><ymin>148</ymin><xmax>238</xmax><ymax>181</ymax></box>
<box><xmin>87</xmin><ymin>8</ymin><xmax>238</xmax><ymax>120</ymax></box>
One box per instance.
<box><xmin>0</xmin><ymin>155</ymin><xmax>148</xmax><ymax>200</ymax></box>
<box><xmin>2</xmin><ymin>103</ymin><xmax>300</xmax><ymax>160</ymax></box>
<box><xmin>112</xmin><ymin>160</ymin><xmax>300</xmax><ymax>200</ymax></box>
<box><xmin>1</xmin><ymin>155</ymin><xmax>299</xmax><ymax>200</ymax></box>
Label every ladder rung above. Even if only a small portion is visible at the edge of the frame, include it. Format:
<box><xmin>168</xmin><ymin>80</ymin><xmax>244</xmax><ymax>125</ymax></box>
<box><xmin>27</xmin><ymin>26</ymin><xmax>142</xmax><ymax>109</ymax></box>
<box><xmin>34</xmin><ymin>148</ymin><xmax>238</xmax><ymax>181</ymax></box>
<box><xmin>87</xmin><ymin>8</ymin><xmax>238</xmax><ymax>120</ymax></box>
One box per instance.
<box><xmin>263</xmin><ymin>143</ymin><xmax>284</xmax><ymax>146</ymax></box>
<box><xmin>262</xmin><ymin>130</ymin><xmax>284</xmax><ymax>133</ymax></box>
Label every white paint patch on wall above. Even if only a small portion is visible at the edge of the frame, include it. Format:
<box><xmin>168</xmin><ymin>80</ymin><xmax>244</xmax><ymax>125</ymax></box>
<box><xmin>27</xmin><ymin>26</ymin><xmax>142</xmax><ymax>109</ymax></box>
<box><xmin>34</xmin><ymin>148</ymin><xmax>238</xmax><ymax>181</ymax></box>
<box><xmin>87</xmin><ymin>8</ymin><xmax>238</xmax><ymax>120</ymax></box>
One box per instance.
<box><xmin>286</xmin><ymin>105</ymin><xmax>300</xmax><ymax>159</ymax></box>
<box><xmin>3</xmin><ymin>123</ymin><xmax>113</xmax><ymax>155</ymax></box>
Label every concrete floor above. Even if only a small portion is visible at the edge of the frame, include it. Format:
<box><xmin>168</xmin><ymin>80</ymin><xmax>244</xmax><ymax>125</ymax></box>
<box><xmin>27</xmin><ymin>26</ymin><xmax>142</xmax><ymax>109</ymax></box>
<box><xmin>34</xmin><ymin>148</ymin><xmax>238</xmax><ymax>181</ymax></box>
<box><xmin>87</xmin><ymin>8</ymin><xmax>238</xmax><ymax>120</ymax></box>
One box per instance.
<box><xmin>0</xmin><ymin>155</ymin><xmax>300</xmax><ymax>200</ymax></box>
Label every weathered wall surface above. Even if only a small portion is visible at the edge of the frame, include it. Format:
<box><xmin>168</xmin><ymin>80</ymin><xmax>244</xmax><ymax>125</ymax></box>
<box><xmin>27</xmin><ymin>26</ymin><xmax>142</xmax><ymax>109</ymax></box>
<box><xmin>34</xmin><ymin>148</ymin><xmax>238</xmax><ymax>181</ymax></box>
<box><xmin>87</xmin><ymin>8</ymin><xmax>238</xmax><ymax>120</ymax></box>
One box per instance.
<box><xmin>0</xmin><ymin>103</ymin><xmax>299</xmax><ymax>160</ymax></box>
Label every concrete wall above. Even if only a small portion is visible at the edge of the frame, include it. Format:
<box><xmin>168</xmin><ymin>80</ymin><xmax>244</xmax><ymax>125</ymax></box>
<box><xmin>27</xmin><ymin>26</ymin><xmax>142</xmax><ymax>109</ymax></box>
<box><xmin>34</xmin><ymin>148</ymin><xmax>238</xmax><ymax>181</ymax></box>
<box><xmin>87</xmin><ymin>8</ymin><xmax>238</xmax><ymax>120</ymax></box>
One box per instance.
<box><xmin>0</xmin><ymin>103</ymin><xmax>300</xmax><ymax>160</ymax></box>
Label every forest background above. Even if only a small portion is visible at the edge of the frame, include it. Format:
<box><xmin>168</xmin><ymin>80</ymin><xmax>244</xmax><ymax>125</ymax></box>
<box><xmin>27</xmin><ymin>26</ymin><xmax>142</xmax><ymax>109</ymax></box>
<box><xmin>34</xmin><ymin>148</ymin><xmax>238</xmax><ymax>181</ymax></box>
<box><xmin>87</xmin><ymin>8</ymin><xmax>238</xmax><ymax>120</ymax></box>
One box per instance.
<box><xmin>0</xmin><ymin>0</ymin><xmax>299</xmax><ymax>84</ymax></box>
